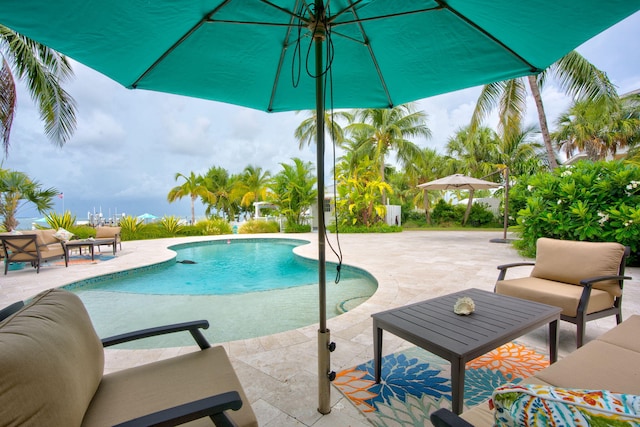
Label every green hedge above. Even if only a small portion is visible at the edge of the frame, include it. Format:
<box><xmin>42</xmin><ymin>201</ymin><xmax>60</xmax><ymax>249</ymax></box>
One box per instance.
<box><xmin>510</xmin><ymin>160</ymin><xmax>640</xmax><ymax>263</ymax></box>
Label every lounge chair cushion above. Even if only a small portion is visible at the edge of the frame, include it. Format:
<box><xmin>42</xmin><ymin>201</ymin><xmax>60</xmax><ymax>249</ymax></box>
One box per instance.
<box><xmin>82</xmin><ymin>346</ymin><xmax>258</xmax><ymax>427</ymax></box>
<box><xmin>530</xmin><ymin>238</ymin><xmax>625</xmax><ymax>296</ymax></box>
<box><xmin>533</xmin><ymin>340</ymin><xmax>640</xmax><ymax>394</ymax></box>
<box><xmin>495</xmin><ymin>277</ymin><xmax>614</xmax><ymax>317</ymax></box>
<box><xmin>95</xmin><ymin>226</ymin><xmax>120</xmax><ymax>239</ymax></box>
<box><xmin>0</xmin><ymin>289</ymin><xmax>104</xmax><ymax>426</ymax></box>
<box><xmin>32</xmin><ymin>229</ymin><xmax>59</xmax><ymax>247</ymax></box>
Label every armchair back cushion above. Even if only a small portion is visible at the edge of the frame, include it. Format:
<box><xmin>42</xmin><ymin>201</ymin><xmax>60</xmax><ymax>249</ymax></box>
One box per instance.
<box><xmin>530</xmin><ymin>238</ymin><xmax>625</xmax><ymax>297</ymax></box>
<box><xmin>32</xmin><ymin>229</ymin><xmax>59</xmax><ymax>248</ymax></box>
<box><xmin>0</xmin><ymin>289</ymin><xmax>104</xmax><ymax>426</ymax></box>
<box><xmin>95</xmin><ymin>226</ymin><xmax>121</xmax><ymax>239</ymax></box>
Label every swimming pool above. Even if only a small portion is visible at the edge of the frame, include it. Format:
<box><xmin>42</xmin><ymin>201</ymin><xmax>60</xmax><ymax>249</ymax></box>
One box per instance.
<box><xmin>66</xmin><ymin>238</ymin><xmax>377</xmax><ymax>348</ymax></box>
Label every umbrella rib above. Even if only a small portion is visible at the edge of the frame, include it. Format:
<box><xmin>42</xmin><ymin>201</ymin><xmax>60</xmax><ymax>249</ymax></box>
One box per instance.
<box><xmin>330</xmin><ymin>5</ymin><xmax>443</xmax><ymax>28</ymax></box>
<box><xmin>434</xmin><ymin>0</ymin><xmax>542</xmax><ymax>73</ymax></box>
<box><xmin>131</xmin><ymin>0</ymin><xmax>234</xmax><ymax>88</ymax></box>
<box><xmin>259</xmin><ymin>0</ymin><xmax>311</xmax><ymax>25</ymax></box>
<box><xmin>267</xmin><ymin>0</ymin><xmax>306</xmax><ymax>112</ymax></box>
<box><xmin>342</xmin><ymin>1</ymin><xmax>393</xmax><ymax>108</ymax></box>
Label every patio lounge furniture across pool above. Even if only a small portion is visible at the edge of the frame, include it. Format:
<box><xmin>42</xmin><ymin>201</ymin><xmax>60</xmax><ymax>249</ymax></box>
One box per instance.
<box><xmin>1</xmin><ymin>231</ymin><xmax>67</xmax><ymax>274</ymax></box>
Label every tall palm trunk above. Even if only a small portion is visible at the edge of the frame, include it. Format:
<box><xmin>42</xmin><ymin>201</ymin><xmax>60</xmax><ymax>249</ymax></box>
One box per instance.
<box><xmin>379</xmin><ymin>162</ymin><xmax>387</xmax><ymax>205</ymax></box>
<box><xmin>190</xmin><ymin>195</ymin><xmax>196</xmax><ymax>224</ymax></box>
<box><xmin>528</xmin><ymin>75</ymin><xmax>558</xmax><ymax>169</ymax></box>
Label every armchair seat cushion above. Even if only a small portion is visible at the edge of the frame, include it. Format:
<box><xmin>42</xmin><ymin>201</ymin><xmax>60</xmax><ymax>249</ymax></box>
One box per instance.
<box><xmin>83</xmin><ymin>346</ymin><xmax>257</xmax><ymax>427</ymax></box>
<box><xmin>496</xmin><ymin>277</ymin><xmax>614</xmax><ymax>317</ymax></box>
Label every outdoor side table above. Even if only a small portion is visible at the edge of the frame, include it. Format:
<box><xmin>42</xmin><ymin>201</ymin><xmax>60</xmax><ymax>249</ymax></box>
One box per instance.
<box><xmin>64</xmin><ymin>238</ymin><xmax>116</xmax><ymax>265</ymax></box>
<box><xmin>372</xmin><ymin>288</ymin><xmax>561</xmax><ymax>414</ymax></box>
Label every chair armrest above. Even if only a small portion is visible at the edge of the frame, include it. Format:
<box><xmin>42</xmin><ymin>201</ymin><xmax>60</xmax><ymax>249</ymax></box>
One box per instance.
<box><xmin>113</xmin><ymin>391</ymin><xmax>242</xmax><ymax>427</ymax></box>
<box><xmin>430</xmin><ymin>408</ymin><xmax>475</xmax><ymax>427</ymax></box>
<box><xmin>102</xmin><ymin>320</ymin><xmax>211</xmax><ymax>349</ymax></box>
<box><xmin>0</xmin><ymin>300</ymin><xmax>25</xmax><ymax>321</ymax></box>
<box><xmin>580</xmin><ymin>275</ymin><xmax>632</xmax><ymax>286</ymax></box>
<box><xmin>496</xmin><ymin>262</ymin><xmax>535</xmax><ymax>281</ymax></box>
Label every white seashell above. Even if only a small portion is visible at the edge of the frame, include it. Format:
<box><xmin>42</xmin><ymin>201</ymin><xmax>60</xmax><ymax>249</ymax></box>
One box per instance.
<box><xmin>454</xmin><ymin>296</ymin><xmax>475</xmax><ymax>315</ymax></box>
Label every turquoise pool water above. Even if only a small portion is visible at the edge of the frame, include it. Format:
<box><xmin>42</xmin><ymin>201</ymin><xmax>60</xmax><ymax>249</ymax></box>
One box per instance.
<box><xmin>67</xmin><ymin>238</ymin><xmax>377</xmax><ymax>348</ymax></box>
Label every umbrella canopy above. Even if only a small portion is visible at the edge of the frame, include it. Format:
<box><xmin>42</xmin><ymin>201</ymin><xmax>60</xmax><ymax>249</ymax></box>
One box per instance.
<box><xmin>0</xmin><ymin>2</ymin><xmax>638</xmax><ymax>111</ymax></box>
<box><xmin>418</xmin><ymin>174</ymin><xmax>500</xmax><ymax>191</ymax></box>
<box><xmin>418</xmin><ymin>174</ymin><xmax>500</xmax><ymax>224</ymax></box>
<box><xmin>1</xmin><ymin>0</ymin><xmax>638</xmax><ymax>414</ymax></box>
<box><xmin>136</xmin><ymin>213</ymin><xmax>159</xmax><ymax>220</ymax></box>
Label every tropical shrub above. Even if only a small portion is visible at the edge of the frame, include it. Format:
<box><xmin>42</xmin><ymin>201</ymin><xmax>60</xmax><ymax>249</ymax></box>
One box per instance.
<box><xmin>335</xmin><ymin>157</ymin><xmax>392</xmax><ymax>228</ymax></box>
<box><xmin>238</xmin><ymin>220</ymin><xmax>279</xmax><ymax>234</ymax></box>
<box><xmin>195</xmin><ymin>218</ymin><xmax>233</xmax><ymax>235</ymax></box>
<box><xmin>467</xmin><ymin>202</ymin><xmax>499</xmax><ymax>226</ymax></box>
<box><xmin>510</xmin><ymin>160</ymin><xmax>640</xmax><ymax>262</ymax></box>
<box><xmin>161</xmin><ymin>215</ymin><xmax>184</xmax><ymax>236</ymax></box>
<box><xmin>72</xmin><ymin>225</ymin><xmax>95</xmax><ymax>239</ymax></box>
<box><xmin>119</xmin><ymin>215</ymin><xmax>146</xmax><ymax>240</ymax></box>
<box><xmin>328</xmin><ymin>223</ymin><xmax>402</xmax><ymax>233</ymax></box>
<box><xmin>430</xmin><ymin>199</ymin><xmax>464</xmax><ymax>225</ymax></box>
<box><xmin>37</xmin><ymin>211</ymin><xmax>97</xmax><ymax>239</ymax></box>
<box><xmin>402</xmin><ymin>210</ymin><xmax>427</xmax><ymax>228</ymax></box>
<box><xmin>283</xmin><ymin>222</ymin><xmax>311</xmax><ymax>233</ymax></box>
<box><xmin>41</xmin><ymin>210</ymin><xmax>76</xmax><ymax>230</ymax></box>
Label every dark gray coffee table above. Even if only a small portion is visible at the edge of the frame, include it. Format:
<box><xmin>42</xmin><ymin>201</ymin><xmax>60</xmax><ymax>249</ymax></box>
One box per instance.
<box><xmin>372</xmin><ymin>288</ymin><xmax>561</xmax><ymax>414</ymax></box>
<box><xmin>64</xmin><ymin>238</ymin><xmax>116</xmax><ymax>264</ymax></box>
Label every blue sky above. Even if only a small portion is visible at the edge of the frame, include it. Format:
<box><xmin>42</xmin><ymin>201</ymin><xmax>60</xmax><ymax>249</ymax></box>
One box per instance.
<box><xmin>4</xmin><ymin>11</ymin><xmax>640</xmax><ymax>225</ymax></box>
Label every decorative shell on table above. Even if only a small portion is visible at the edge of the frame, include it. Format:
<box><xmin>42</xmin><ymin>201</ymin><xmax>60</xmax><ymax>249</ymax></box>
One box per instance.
<box><xmin>453</xmin><ymin>297</ymin><xmax>475</xmax><ymax>315</ymax></box>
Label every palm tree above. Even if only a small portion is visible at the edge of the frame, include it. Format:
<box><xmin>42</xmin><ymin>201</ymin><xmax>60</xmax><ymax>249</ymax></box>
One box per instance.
<box><xmin>553</xmin><ymin>95</ymin><xmax>640</xmax><ymax>161</ymax></box>
<box><xmin>494</xmin><ymin>124</ymin><xmax>545</xmax><ymax>176</ymax></box>
<box><xmin>294</xmin><ymin>110</ymin><xmax>352</xmax><ymax>149</ymax></box>
<box><xmin>0</xmin><ymin>25</ymin><xmax>77</xmax><ymax>154</ymax></box>
<box><xmin>167</xmin><ymin>172</ymin><xmax>215</xmax><ymax>224</ymax></box>
<box><xmin>269</xmin><ymin>157</ymin><xmax>317</xmax><ymax>226</ymax></box>
<box><xmin>444</xmin><ymin>126</ymin><xmax>499</xmax><ymax>178</ymax></box>
<box><xmin>346</xmin><ymin>103</ymin><xmax>431</xmax><ymax>204</ymax></box>
<box><xmin>235</xmin><ymin>165</ymin><xmax>272</xmax><ymax>214</ymax></box>
<box><xmin>202</xmin><ymin>166</ymin><xmax>242</xmax><ymax>220</ymax></box>
<box><xmin>0</xmin><ymin>168</ymin><xmax>58</xmax><ymax>230</ymax></box>
<box><xmin>471</xmin><ymin>51</ymin><xmax>618</xmax><ymax>169</ymax></box>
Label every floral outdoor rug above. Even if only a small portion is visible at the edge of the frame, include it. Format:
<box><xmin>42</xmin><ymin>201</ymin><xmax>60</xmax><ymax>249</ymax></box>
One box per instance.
<box><xmin>53</xmin><ymin>253</ymin><xmax>115</xmax><ymax>266</ymax></box>
<box><xmin>335</xmin><ymin>342</ymin><xmax>549</xmax><ymax>427</ymax></box>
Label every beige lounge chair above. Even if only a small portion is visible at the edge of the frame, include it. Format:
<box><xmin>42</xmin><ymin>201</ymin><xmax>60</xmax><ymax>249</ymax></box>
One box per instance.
<box><xmin>95</xmin><ymin>226</ymin><xmax>122</xmax><ymax>252</ymax></box>
<box><xmin>0</xmin><ymin>288</ymin><xmax>258</xmax><ymax>426</ymax></box>
<box><xmin>495</xmin><ymin>237</ymin><xmax>631</xmax><ymax>347</ymax></box>
<box><xmin>1</xmin><ymin>230</ymin><xmax>68</xmax><ymax>273</ymax></box>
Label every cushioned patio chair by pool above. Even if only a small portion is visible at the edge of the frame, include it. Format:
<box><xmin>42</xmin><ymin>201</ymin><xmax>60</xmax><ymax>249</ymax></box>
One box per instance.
<box><xmin>0</xmin><ymin>288</ymin><xmax>258</xmax><ymax>426</ymax></box>
<box><xmin>495</xmin><ymin>237</ymin><xmax>631</xmax><ymax>348</ymax></box>
<box><xmin>1</xmin><ymin>231</ymin><xmax>68</xmax><ymax>274</ymax></box>
<box><xmin>95</xmin><ymin>225</ymin><xmax>122</xmax><ymax>252</ymax></box>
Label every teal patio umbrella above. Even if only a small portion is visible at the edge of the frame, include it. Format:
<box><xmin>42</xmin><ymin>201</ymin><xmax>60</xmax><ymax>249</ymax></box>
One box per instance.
<box><xmin>2</xmin><ymin>0</ymin><xmax>638</xmax><ymax>414</ymax></box>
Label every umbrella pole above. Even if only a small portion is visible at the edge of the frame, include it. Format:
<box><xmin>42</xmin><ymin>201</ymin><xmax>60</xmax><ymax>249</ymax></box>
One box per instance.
<box><xmin>314</xmin><ymin>1</ymin><xmax>332</xmax><ymax>415</ymax></box>
<box><xmin>503</xmin><ymin>167</ymin><xmax>509</xmax><ymax>240</ymax></box>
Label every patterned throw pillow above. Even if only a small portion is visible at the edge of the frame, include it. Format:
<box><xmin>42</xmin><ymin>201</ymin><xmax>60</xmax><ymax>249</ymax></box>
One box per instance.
<box><xmin>53</xmin><ymin>228</ymin><xmax>74</xmax><ymax>242</ymax></box>
<box><xmin>492</xmin><ymin>384</ymin><xmax>640</xmax><ymax>426</ymax></box>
